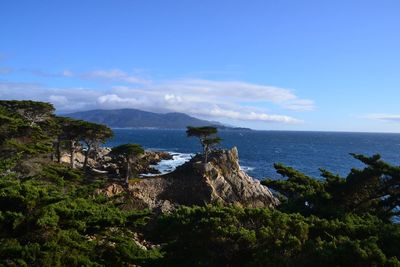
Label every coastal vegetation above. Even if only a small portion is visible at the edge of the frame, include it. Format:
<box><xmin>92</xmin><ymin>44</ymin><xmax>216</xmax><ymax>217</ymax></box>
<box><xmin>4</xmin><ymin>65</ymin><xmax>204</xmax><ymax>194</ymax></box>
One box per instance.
<box><xmin>1</xmin><ymin>100</ymin><xmax>400</xmax><ymax>266</ymax></box>
<box><xmin>262</xmin><ymin>154</ymin><xmax>400</xmax><ymax>221</ymax></box>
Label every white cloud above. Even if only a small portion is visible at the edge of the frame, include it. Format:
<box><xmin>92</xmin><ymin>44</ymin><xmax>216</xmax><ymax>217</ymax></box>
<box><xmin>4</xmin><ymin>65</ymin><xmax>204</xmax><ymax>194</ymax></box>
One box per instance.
<box><xmin>283</xmin><ymin>99</ymin><xmax>315</xmax><ymax>111</ymax></box>
<box><xmin>149</xmin><ymin>79</ymin><xmax>315</xmax><ymax>111</ymax></box>
<box><xmin>10</xmin><ymin>67</ymin><xmax>313</xmax><ymax>111</ymax></box>
<box><xmin>198</xmin><ymin>106</ymin><xmax>300</xmax><ymax>123</ymax></box>
<box><xmin>49</xmin><ymin>95</ymin><xmax>68</xmax><ymax>105</ymax></box>
<box><xmin>21</xmin><ymin>68</ymin><xmax>147</xmax><ymax>84</ymax></box>
<box><xmin>0</xmin><ymin>81</ymin><xmax>101</xmax><ymax>112</ymax></box>
<box><xmin>164</xmin><ymin>94</ymin><xmax>183</xmax><ymax>104</ymax></box>
<box><xmin>82</xmin><ymin>69</ymin><xmax>149</xmax><ymax>84</ymax></box>
<box><xmin>160</xmin><ymin>79</ymin><xmax>295</xmax><ymax>103</ymax></box>
<box><xmin>62</xmin><ymin>70</ymin><xmax>73</xmax><ymax>77</ymax></box>
<box><xmin>367</xmin><ymin>114</ymin><xmax>400</xmax><ymax>123</ymax></box>
<box><xmin>93</xmin><ymin>83</ymin><xmax>303</xmax><ymax>123</ymax></box>
<box><xmin>21</xmin><ymin>69</ymin><xmax>74</xmax><ymax>78</ymax></box>
<box><xmin>0</xmin><ymin>75</ymin><xmax>313</xmax><ymax>124</ymax></box>
<box><xmin>97</xmin><ymin>94</ymin><xmax>142</xmax><ymax>106</ymax></box>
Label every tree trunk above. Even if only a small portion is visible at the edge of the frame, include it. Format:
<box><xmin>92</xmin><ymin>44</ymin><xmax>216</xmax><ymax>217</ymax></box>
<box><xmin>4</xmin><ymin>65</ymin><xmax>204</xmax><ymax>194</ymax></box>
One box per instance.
<box><xmin>204</xmin><ymin>144</ymin><xmax>209</xmax><ymax>163</ymax></box>
<box><xmin>93</xmin><ymin>142</ymin><xmax>100</xmax><ymax>161</ymax></box>
<box><xmin>70</xmin><ymin>140</ymin><xmax>76</xmax><ymax>169</ymax></box>
<box><xmin>125</xmin><ymin>157</ymin><xmax>131</xmax><ymax>184</ymax></box>
<box><xmin>83</xmin><ymin>144</ymin><xmax>91</xmax><ymax>170</ymax></box>
<box><xmin>56</xmin><ymin>139</ymin><xmax>61</xmax><ymax>163</ymax></box>
<box><xmin>51</xmin><ymin>141</ymin><xmax>55</xmax><ymax>162</ymax></box>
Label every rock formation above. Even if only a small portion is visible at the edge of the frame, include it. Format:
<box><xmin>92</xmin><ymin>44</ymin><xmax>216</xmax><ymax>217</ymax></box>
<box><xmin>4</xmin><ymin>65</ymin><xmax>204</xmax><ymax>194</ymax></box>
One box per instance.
<box><xmin>59</xmin><ymin>148</ymin><xmax>172</xmax><ymax>175</ymax></box>
<box><xmin>99</xmin><ymin>147</ymin><xmax>279</xmax><ymax>212</ymax></box>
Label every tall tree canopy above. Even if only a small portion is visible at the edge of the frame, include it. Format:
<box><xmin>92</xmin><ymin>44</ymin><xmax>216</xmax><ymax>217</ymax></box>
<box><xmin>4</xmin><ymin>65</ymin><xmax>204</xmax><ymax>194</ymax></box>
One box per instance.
<box><xmin>78</xmin><ymin>121</ymin><xmax>113</xmax><ymax>169</ymax></box>
<box><xmin>186</xmin><ymin>126</ymin><xmax>221</xmax><ymax>163</ymax></box>
<box><xmin>55</xmin><ymin>117</ymin><xmax>113</xmax><ymax>169</ymax></box>
<box><xmin>0</xmin><ymin>100</ymin><xmax>54</xmax><ymax>126</ymax></box>
<box><xmin>56</xmin><ymin>117</ymin><xmax>85</xmax><ymax>169</ymax></box>
<box><xmin>0</xmin><ymin>101</ymin><xmax>55</xmax><ymax>174</ymax></box>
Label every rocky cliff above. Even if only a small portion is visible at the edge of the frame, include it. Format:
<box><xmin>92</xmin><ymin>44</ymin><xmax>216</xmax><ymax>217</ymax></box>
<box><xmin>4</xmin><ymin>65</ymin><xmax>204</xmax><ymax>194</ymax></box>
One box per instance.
<box><xmin>99</xmin><ymin>147</ymin><xmax>279</xmax><ymax>212</ymax></box>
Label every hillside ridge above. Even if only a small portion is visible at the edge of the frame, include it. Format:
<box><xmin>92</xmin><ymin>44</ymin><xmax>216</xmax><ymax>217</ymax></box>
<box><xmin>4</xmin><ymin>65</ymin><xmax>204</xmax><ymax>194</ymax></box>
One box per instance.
<box><xmin>64</xmin><ymin>108</ymin><xmax>250</xmax><ymax>130</ymax></box>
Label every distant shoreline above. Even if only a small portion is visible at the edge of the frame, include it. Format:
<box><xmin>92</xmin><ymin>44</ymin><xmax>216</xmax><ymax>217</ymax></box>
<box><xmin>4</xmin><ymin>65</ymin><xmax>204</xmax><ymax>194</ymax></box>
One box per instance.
<box><xmin>110</xmin><ymin>126</ymin><xmax>253</xmax><ymax>131</ymax></box>
<box><xmin>109</xmin><ymin>127</ymin><xmax>400</xmax><ymax>135</ymax></box>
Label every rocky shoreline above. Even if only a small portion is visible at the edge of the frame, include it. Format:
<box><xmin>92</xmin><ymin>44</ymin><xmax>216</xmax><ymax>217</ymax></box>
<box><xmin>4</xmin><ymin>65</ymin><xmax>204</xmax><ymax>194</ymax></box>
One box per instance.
<box><xmin>60</xmin><ymin>147</ymin><xmax>173</xmax><ymax>176</ymax></box>
<box><xmin>96</xmin><ymin>147</ymin><xmax>279</xmax><ymax>212</ymax></box>
<box><xmin>59</xmin><ymin>145</ymin><xmax>279</xmax><ymax>212</ymax></box>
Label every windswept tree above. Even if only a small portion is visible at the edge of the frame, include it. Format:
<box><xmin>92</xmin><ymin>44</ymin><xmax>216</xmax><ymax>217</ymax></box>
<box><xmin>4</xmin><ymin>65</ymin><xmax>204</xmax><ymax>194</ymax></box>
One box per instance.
<box><xmin>56</xmin><ymin>118</ymin><xmax>83</xmax><ymax>168</ymax></box>
<box><xmin>111</xmin><ymin>144</ymin><xmax>144</xmax><ymax>184</ymax></box>
<box><xmin>56</xmin><ymin>118</ymin><xmax>113</xmax><ymax>169</ymax></box>
<box><xmin>0</xmin><ymin>101</ymin><xmax>55</xmax><ymax>159</ymax></box>
<box><xmin>79</xmin><ymin>121</ymin><xmax>113</xmax><ymax>169</ymax></box>
<box><xmin>186</xmin><ymin>126</ymin><xmax>221</xmax><ymax>163</ymax></box>
<box><xmin>0</xmin><ymin>100</ymin><xmax>54</xmax><ymax>126</ymax></box>
<box><xmin>0</xmin><ymin>108</ymin><xmax>26</xmax><ymax>145</ymax></box>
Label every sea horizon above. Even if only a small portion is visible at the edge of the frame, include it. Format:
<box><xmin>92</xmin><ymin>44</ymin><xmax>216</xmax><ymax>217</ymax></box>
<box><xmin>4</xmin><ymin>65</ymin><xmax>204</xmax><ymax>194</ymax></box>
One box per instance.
<box><xmin>108</xmin><ymin>127</ymin><xmax>400</xmax><ymax>135</ymax></box>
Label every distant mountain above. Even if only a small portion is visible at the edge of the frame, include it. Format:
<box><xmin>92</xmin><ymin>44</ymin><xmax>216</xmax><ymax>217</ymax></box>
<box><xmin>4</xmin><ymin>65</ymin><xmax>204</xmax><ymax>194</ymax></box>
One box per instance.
<box><xmin>63</xmin><ymin>109</ymin><xmax>250</xmax><ymax>130</ymax></box>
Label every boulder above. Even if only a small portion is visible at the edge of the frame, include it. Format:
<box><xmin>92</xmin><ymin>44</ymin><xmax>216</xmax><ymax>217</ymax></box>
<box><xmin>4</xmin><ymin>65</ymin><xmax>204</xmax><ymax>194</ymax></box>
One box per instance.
<box><xmin>142</xmin><ymin>151</ymin><xmax>173</xmax><ymax>165</ymax></box>
<box><xmin>96</xmin><ymin>183</ymin><xmax>125</xmax><ymax>197</ymax></box>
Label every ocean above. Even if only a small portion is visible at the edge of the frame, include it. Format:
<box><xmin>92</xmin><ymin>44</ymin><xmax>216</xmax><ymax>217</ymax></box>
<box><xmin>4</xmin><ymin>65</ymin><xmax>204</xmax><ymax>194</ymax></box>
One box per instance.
<box><xmin>106</xmin><ymin>129</ymin><xmax>400</xmax><ymax>180</ymax></box>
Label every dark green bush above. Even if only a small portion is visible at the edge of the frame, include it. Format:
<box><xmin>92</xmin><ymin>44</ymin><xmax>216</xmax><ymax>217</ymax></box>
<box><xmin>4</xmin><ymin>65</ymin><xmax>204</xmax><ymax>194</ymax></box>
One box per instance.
<box><xmin>150</xmin><ymin>205</ymin><xmax>400</xmax><ymax>267</ymax></box>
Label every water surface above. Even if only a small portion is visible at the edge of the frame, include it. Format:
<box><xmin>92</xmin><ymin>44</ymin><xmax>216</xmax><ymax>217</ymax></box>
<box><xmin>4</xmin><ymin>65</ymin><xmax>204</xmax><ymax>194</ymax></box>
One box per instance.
<box><xmin>107</xmin><ymin>129</ymin><xmax>400</xmax><ymax>179</ymax></box>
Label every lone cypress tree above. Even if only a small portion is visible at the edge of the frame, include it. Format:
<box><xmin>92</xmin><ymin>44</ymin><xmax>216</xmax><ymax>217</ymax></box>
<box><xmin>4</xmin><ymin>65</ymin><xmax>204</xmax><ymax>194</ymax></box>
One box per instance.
<box><xmin>111</xmin><ymin>144</ymin><xmax>144</xmax><ymax>184</ymax></box>
<box><xmin>186</xmin><ymin>126</ymin><xmax>221</xmax><ymax>163</ymax></box>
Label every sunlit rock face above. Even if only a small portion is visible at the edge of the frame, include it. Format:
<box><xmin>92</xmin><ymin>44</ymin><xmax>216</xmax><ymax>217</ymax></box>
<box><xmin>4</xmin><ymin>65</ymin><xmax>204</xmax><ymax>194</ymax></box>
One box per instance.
<box><xmin>101</xmin><ymin>147</ymin><xmax>279</xmax><ymax>212</ymax></box>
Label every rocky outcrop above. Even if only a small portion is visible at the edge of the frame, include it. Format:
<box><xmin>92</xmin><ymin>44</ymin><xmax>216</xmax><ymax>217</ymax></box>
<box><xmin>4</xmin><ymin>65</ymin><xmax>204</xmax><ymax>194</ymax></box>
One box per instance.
<box><xmin>59</xmin><ymin>148</ymin><xmax>172</xmax><ymax>175</ymax></box>
<box><xmin>97</xmin><ymin>183</ymin><xmax>125</xmax><ymax>197</ymax></box>
<box><xmin>143</xmin><ymin>151</ymin><xmax>173</xmax><ymax>165</ymax></box>
<box><xmin>101</xmin><ymin>147</ymin><xmax>279</xmax><ymax>211</ymax></box>
<box><xmin>135</xmin><ymin>151</ymin><xmax>172</xmax><ymax>174</ymax></box>
<box><xmin>198</xmin><ymin>147</ymin><xmax>279</xmax><ymax>208</ymax></box>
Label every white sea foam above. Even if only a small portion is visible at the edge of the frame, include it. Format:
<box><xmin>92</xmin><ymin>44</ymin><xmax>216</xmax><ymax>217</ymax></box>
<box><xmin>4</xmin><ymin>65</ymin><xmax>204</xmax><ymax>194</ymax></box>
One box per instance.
<box><xmin>240</xmin><ymin>165</ymin><xmax>255</xmax><ymax>172</ymax></box>
<box><xmin>141</xmin><ymin>151</ymin><xmax>254</xmax><ymax>177</ymax></box>
<box><xmin>141</xmin><ymin>152</ymin><xmax>194</xmax><ymax>177</ymax></box>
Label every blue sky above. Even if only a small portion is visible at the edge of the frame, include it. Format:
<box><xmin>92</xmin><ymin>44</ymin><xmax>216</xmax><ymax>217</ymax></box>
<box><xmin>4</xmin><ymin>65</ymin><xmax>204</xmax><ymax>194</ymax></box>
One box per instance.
<box><xmin>1</xmin><ymin>0</ymin><xmax>400</xmax><ymax>132</ymax></box>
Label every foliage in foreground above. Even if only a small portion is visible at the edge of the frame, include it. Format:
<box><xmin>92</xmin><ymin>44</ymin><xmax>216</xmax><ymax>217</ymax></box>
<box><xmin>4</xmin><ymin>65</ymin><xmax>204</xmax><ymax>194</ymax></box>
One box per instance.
<box><xmin>151</xmin><ymin>205</ymin><xmax>400</xmax><ymax>267</ymax></box>
<box><xmin>1</xmin><ymin>100</ymin><xmax>400</xmax><ymax>267</ymax></box>
<box><xmin>0</xmin><ymin>166</ymin><xmax>161</xmax><ymax>267</ymax></box>
<box><xmin>0</xmin><ymin>101</ymin><xmax>162</xmax><ymax>266</ymax></box>
<box><xmin>263</xmin><ymin>154</ymin><xmax>400</xmax><ymax>221</ymax></box>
